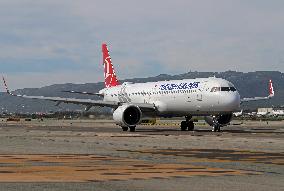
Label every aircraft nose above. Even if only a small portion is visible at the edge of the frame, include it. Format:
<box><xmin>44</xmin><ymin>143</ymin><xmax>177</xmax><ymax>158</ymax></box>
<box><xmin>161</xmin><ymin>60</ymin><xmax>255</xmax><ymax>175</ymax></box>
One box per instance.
<box><xmin>223</xmin><ymin>92</ymin><xmax>240</xmax><ymax>111</ymax></box>
<box><xmin>221</xmin><ymin>92</ymin><xmax>240</xmax><ymax>112</ymax></box>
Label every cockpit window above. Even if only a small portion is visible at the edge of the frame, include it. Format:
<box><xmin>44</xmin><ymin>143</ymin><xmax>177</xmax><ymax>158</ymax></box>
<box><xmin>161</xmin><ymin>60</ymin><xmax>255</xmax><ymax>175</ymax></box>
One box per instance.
<box><xmin>221</xmin><ymin>87</ymin><xmax>236</xmax><ymax>92</ymax></box>
<box><xmin>211</xmin><ymin>87</ymin><xmax>221</xmax><ymax>92</ymax></box>
<box><xmin>221</xmin><ymin>87</ymin><xmax>230</xmax><ymax>91</ymax></box>
<box><xmin>211</xmin><ymin>87</ymin><xmax>236</xmax><ymax>92</ymax></box>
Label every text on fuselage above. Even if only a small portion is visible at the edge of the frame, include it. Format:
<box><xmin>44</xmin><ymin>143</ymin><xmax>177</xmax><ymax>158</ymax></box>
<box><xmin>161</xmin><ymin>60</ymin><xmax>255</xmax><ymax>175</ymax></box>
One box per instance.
<box><xmin>160</xmin><ymin>82</ymin><xmax>200</xmax><ymax>91</ymax></box>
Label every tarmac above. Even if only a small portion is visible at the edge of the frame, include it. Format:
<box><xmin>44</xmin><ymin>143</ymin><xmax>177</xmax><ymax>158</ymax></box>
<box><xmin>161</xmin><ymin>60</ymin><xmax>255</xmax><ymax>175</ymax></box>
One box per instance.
<box><xmin>0</xmin><ymin>119</ymin><xmax>283</xmax><ymax>191</ymax></box>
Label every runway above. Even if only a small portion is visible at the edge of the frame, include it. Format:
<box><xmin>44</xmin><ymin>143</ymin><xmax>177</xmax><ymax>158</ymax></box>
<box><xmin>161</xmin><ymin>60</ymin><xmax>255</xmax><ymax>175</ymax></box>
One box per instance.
<box><xmin>0</xmin><ymin>119</ymin><xmax>283</xmax><ymax>190</ymax></box>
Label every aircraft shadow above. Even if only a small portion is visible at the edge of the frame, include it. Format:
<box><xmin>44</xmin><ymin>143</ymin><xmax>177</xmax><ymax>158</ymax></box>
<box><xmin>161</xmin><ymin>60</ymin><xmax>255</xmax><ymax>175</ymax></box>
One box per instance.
<box><xmin>135</xmin><ymin>128</ymin><xmax>280</xmax><ymax>134</ymax></box>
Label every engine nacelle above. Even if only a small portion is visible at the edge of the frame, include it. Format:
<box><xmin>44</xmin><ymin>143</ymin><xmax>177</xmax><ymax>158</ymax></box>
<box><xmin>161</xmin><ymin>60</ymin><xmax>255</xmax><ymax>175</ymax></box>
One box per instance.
<box><xmin>204</xmin><ymin>113</ymin><xmax>233</xmax><ymax>127</ymax></box>
<box><xmin>113</xmin><ymin>105</ymin><xmax>142</xmax><ymax>127</ymax></box>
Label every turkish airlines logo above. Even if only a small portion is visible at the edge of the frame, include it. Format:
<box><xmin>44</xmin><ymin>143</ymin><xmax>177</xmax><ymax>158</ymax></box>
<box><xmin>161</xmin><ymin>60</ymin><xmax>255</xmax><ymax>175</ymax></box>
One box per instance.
<box><xmin>104</xmin><ymin>56</ymin><xmax>112</xmax><ymax>79</ymax></box>
<box><xmin>104</xmin><ymin>56</ymin><xmax>118</xmax><ymax>88</ymax></box>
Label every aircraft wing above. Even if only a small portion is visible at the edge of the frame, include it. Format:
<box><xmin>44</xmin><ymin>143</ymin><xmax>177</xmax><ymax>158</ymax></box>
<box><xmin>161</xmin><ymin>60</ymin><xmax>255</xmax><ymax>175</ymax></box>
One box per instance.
<box><xmin>2</xmin><ymin>77</ymin><xmax>155</xmax><ymax>111</ymax></box>
<box><xmin>62</xmin><ymin>90</ymin><xmax>104</xmax><ymax>97</ymax></box>
<box><xmin>241</xmin><ymin>80</ymin><xmax>274</xmax><ymax>103</ymax></box>
<box><xmin>8</xmin><ymin>93</ymin><xmax>155</xmax><ymax>110</ymax></box>
<box><xmin>11</xmin><ymin>94</ymin><xmax>119</xmax><ymax>108</ymax></box>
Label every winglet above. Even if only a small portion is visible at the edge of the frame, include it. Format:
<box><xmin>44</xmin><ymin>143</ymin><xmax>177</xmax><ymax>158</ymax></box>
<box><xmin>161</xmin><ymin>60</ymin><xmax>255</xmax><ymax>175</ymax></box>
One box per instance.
<box><xmin>269</xmin><ymin>79</ymin><xmax>274</xmax><ymax>97</ymax></box>
<box><xmin>2</xmin><ymin>76</ymin><xmax>10</xmax><ymax>94</ymax></box>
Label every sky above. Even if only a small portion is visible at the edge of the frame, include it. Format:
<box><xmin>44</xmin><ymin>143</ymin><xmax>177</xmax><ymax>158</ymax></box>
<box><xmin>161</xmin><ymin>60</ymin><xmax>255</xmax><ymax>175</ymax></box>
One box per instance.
<box><xmin>0</xmin><ymin>0</ymin><xmax>284</xmax><ymax>89</ymax></box>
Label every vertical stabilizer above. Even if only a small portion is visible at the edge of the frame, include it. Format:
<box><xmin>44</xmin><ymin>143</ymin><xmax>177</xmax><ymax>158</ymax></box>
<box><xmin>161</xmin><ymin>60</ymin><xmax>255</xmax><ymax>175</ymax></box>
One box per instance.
<box><xmin>102</xmin><ymin>43</ymin><xmax>120</xmax><ymax>88</ymax></box>
<box><xmin>2</xmin><ymin>76</ymin><xmax>10</xmax><ymax>94</ymax></box>
<box><xmin>269</xmin><ymin>79</ymin><xmax>274</xmax><ymax>97</ymax></box>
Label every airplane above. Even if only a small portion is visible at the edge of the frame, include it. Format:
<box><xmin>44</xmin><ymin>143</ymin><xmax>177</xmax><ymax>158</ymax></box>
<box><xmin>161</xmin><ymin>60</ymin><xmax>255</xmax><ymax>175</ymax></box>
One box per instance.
<box><xmin>247</xmin><ymin>111</ymin><xmax>257</xmax><ymax>117</ymax></box>
<box><xmin>270</xmin><ymin>109</ymin><xmax>284</xmax><ymax>117</ymax></box>
<box><xmin>2</xmin><ymin>43</ymin><xmax>275</xmax><ymax>132</ymax></box>
<box><xmin>233</xmin><ymin>110</ymin><xmax>243</xmax><ymax>117</ymax></box>
<box><xmin>257</xmin><ymin>110</ymin><xmax>270</xmax><ymax>117</ymax></box>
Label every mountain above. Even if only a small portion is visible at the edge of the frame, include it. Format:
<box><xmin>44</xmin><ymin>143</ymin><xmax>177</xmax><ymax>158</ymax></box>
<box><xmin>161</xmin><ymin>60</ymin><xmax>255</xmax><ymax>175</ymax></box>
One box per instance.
<box><xmin>0</xmin><ymin>71</ymin><xmax>283</xmax><ymax>113</ymax></box>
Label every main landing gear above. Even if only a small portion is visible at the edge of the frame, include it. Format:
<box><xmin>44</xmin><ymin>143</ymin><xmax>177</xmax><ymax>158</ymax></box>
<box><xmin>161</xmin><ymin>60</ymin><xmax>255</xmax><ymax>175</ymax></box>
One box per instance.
<box><xmin>122</xmin><ymin>126</ymin><xmax>136</xmax><ymax>132</ymax></box>
<box><xmin>180</xmin><ymin>116</ymin><xmax>195</xmax><ymax>131</ymax></box>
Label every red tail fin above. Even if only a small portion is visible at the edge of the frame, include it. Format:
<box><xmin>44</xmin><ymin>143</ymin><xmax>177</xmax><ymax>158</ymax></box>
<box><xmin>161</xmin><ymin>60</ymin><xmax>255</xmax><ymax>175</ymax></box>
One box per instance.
<box><xmin>102</xmin><ymin>43</ymin><xmax>120</xmax><ymax>88</ymax></box>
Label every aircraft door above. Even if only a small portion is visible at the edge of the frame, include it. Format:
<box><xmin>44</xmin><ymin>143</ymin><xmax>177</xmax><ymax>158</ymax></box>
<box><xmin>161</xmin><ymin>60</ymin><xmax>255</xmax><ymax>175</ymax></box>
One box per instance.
<box><xmin>119</xmin><ymin>83</ymin><xmax>131</xmax><ymax>103</ymax></box>
<box><xmin>196</xmin><ymin>85</ymin><xmax>204</xmax><ymax>101</ymax></box>
<box><xmin>196</xmin><ymin>81</ymin><xmax>208</xmax><ymax>102</ymax></box>
<box><xmin>196</xmin><ymin>91</ymin><xmax>202</xmax><ymax>101</ymax></box>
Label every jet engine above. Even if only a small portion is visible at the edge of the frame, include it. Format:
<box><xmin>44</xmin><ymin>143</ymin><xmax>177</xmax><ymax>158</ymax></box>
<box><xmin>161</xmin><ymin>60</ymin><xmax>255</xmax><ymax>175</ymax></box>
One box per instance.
<box><xmin>204</xmin><ymin>113</ymin><xmax>233</xmax><ymax>127</ymax></box>
<box><xmin>113</xmin><ymin>105</ymin><xmax>142</xmax><ymax>127</ymax></box>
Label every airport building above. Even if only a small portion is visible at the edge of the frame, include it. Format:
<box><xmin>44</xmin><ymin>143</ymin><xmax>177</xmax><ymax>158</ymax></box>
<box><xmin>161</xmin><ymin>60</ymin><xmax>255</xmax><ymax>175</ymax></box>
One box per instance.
<box><xmin>257</xmin><ymin>108</ymin><xmax>273</xmax><ymax>114</ymax></box>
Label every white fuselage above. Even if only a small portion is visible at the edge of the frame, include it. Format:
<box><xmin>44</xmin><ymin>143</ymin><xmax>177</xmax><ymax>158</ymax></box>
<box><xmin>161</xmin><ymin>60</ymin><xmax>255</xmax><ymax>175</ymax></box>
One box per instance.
<box><xmin>100</xmin><ymin>77</ymin><xmax>240</xmax><ymax>117</ymax></box>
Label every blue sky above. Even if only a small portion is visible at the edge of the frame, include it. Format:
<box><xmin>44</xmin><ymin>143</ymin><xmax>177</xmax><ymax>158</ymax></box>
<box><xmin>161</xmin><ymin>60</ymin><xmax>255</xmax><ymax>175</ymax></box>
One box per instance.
<box><xmin>0</xmin><ymin>0</ymin><xmax>284</xmax><ymax>89</ymax></box>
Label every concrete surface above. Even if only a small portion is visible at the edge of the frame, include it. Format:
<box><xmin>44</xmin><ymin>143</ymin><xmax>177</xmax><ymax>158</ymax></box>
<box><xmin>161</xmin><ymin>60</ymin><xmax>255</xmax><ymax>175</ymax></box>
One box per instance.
<box><xmin>0</xmin><ymin>119</ymin><xmax>283</xmax><ymax>191</ymax></box>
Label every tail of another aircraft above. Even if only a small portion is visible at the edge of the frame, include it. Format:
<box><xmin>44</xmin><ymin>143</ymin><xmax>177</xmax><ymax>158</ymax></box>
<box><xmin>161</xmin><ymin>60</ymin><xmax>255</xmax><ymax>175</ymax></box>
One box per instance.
<box><xmin>102</xmin><ymin>43</ymin><xmax>120</xmax><ymax>88</ymax></box>
<box><xmin>269</xmin><ymin>79</ymin><xmax>274</xmax><ymax>97</ymax></box>
<box><xmin>2</xmin><ymin>77</ymin><xmax>9</xmax><ymax>93</ymax></box>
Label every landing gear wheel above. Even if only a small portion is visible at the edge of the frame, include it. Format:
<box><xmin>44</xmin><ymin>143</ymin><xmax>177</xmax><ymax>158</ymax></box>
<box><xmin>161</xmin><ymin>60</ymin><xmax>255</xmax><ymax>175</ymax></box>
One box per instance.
<box><xmin>181</xmin><ymin>115</ymin><xmax>193</xmax><ymax>131</ymax></box>
<box><xmin>181</xmin><ymin>121</ymin><xmax>187</xmax><ymax>131</ymax></box>
<box><xmin>217</xmin><ymin>126</ymin><xmax>221</xmax><ymax>132</ymax></box>
<box><xmin>122</xmin><ymin>127</ymin><xmax>129</xmax><ymax>131</ymax></box>
<box><xmin>129</xmin><ymin>126</ymin><xmax>136</xmax><ymax>132</ymax></box>
<box><xmin>213</xmin><ymin>125</ymin><xmax>221</xmax><ymax>132</ymax></box>
<box><xmin>188</xmin><ymin>121</ymin><xmax>195</xmax><ymax>131</ymax></box>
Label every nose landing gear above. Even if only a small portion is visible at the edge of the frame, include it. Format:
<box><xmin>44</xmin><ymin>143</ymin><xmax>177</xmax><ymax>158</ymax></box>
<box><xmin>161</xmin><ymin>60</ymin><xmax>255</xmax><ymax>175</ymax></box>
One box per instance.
<box><xmin>212</xmin><ymin>124</ymin><xmax>221</xmax><ymax>132</ymax></box>
<box><xmin>180</xmin><ymin>116</ymin><xmax>195</xmax><ymax>131</ymax></box>
<box><xmin>211</xmin><ymin>116</ymin><xmax>221</xmax><ymax>132</ymax></box>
